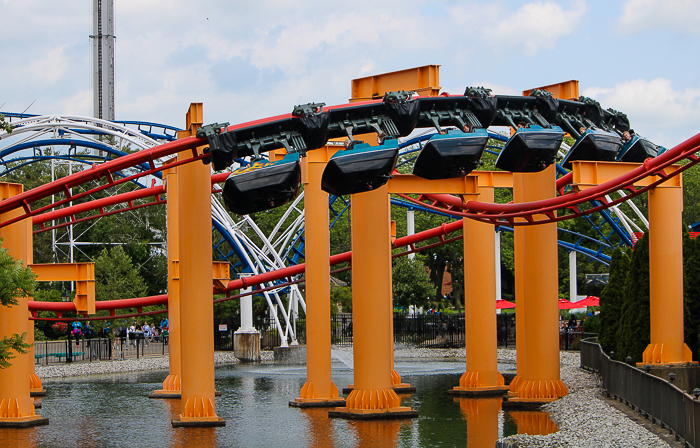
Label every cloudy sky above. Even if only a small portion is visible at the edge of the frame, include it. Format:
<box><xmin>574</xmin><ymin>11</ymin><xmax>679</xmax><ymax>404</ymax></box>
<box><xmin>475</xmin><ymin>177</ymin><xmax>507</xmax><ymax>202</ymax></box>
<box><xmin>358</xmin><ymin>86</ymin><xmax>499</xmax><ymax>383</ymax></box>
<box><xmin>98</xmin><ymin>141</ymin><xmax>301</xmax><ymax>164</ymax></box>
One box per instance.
<box><xmin>1</xmin><ymin>0</ymin><xmax>699</xmax><ymax>147</ymax></box>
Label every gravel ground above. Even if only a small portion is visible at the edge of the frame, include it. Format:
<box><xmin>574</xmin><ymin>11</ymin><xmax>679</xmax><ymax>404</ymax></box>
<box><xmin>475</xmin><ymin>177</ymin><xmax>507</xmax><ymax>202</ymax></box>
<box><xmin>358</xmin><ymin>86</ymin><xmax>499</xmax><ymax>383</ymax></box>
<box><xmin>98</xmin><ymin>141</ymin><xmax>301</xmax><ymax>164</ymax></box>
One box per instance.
<box><xmin>35</xmin><ymin>347</ymin><xmax>673</xmax><ymax>447</ymax></box>
<box><xmin>36</xmin><ymin>351</ymin><xmax>274</xmax><ymax>380</ymax></box>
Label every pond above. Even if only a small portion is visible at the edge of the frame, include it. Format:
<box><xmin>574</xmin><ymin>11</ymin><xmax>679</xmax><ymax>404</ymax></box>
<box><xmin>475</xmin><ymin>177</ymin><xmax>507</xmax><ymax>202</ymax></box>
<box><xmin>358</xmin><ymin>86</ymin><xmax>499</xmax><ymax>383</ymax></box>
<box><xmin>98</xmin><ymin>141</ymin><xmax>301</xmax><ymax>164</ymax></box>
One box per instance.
<box><xmin>1</xmin><ymin>358</ymin><xmax>558</xmax><ymax>447</ymax></box>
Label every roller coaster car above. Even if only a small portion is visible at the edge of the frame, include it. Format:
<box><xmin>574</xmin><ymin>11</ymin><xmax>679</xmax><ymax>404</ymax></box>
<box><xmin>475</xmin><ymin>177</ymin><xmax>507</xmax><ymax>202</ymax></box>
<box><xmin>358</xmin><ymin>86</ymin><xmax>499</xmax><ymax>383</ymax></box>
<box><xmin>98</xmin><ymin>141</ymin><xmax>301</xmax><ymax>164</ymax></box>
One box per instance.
<box><xmin>413</xmin><ymin>129</ymin><xmax>488</xmax><ymax>180</ymax></box>
<box><xmin>321</xmin><ymin>139</ymin><xmax>399</xmax><ymax>196</ymax></box>
<box><xmin>495</xmin><ymin>125</ymin><xmax>564</xmax><ymax>173</ymax></box>
<box><xmin>561</xmin><ymin>129</ymin><xmax>622</xmax><ymax>169</ymax></box>
<box><xmin>222</xmin><ymin>153</ymin><xmax>301</xmax><ymax>215</ymax></box>
<box><xmin>616</xmin><ymin>135</ymin><xmax>658</xmax><ymax>163</ymax></box>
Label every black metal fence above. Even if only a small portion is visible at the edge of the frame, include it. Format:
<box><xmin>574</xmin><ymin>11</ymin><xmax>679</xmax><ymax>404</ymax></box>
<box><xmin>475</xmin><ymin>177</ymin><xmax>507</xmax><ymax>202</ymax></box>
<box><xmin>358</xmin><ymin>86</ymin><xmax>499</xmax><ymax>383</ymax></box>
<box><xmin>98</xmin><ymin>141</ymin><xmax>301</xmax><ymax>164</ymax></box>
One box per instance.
<box><xmin>581</xmin><ymin>337</ymin><xmax>699</xmax><ymax>447</ymax></box>
<box><xmin>214</xmin><ymin>313</ymin><xmax>529</xmax><ymax>351</ymax></box>
<box><xmin>34</xmin><ymin>336</ymin><xmax>169</xmax><ymax>365</ymax></box>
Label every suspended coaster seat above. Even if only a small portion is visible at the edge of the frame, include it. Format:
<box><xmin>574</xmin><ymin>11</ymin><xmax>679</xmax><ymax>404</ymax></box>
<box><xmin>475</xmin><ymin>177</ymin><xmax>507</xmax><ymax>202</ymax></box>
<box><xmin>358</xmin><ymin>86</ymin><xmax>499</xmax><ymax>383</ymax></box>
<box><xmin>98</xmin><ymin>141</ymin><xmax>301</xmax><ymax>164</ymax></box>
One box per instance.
<box><xmin>616</xmin><ymin>135</ymin><xmax>659</xmax><ymax>163</ymax></box>
<box><xmin>561</xmin><ymin>128</ymin><xmax>622</xmax><ymax>169</ymax></box>
<box><xmin>222</xmin><ymin>152</ymin><xmax>301</xmax><ymax>215</ymax></box>
<box><xmin>495</xmin><ymin>125</ymin><xmax>564</xmax><ymax>173</ymax></box>
<box><xmin>413</xmin><ymin>129</ymin><xmax>489</xmax><ymax>180</ymax></box>
<box><xmin>321</xmin><ymin>139</ymin><xmax>399</xmax><ymax>196</ymax></box>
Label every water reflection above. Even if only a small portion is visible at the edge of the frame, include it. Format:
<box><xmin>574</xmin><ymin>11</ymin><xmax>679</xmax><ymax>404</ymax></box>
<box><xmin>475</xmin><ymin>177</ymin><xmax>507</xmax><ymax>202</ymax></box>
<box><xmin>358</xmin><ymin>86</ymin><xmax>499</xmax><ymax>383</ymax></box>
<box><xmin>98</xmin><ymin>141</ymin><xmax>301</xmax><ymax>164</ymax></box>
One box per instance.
<box><xmin>456</xmin><ymin>397</ymin><xmax>502</xmax><ymax>448</ymax></box>
<box><xmin>510</xmin><ymin>410</ymin><xmax>559</xmax><ymax>435</ymax></box>
<box><xmin>301</xmin><ymin>408</ymin><xmax>337</xmax><ymax>448</ymax></box>
<box><xmin>0</xmin><ymin>427</ymin><xmax>38</xmax><ymax>448</ymax></box>
<box><xmin>347</xmin><ymin>418</ymin><xmax>403</xmax><ymax>448</ymax></box>
<box><xmin>0</xmin><ymin>358</ymin><xmax>560</xmax><ymax>447</ymax></box>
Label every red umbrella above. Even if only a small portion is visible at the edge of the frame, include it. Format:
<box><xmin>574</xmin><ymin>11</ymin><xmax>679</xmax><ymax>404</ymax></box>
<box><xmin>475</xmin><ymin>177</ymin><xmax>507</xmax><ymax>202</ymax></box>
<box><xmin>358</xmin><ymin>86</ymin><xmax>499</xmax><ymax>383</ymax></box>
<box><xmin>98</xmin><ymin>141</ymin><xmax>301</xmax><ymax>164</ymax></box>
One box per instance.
<box><xmin>558</xmin><ymin>299</ymin><xmax>581</xmax><ymax>310</ymax></box>
<box><xmin>576</xmin><ymin>296</ymin><xmax>600</xmax><ymax>307</ymax></box>
<box><xmin>496</xmin><ymin>299</ymin><xmax>516</xmax><ymax>309</ymax></box>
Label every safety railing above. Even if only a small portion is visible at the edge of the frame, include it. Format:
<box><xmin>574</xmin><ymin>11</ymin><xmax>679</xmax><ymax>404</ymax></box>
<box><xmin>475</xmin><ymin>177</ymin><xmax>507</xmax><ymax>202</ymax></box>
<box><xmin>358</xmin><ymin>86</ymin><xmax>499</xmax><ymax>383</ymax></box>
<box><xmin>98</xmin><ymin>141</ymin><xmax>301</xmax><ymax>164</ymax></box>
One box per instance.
<box><xmin>581</xmin><ymin>337</ymin><xmax>699</xmax><ymax>447</ymax></box>
<box><xmin>35</xmin><ymin>337</ymin><xmax>169</xmax><ymax>364</ymax></box>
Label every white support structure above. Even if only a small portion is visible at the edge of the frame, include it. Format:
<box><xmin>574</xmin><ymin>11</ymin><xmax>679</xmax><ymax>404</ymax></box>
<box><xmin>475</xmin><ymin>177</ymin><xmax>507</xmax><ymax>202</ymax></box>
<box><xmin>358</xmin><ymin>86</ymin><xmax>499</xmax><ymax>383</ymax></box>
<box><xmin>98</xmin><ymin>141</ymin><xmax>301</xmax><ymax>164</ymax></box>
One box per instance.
<box><xmin>495</xmin><ymin>229</ymin><xmax>502</xmax><ymax>302</ymax></box>
<box><xmin>570</xmin><ymin>250</ymin><xmax>577</xmax><ymax>302</ymax></box>
<box><xmin>237</xmin><ymin>273</ymin><xmax>255</xmax><ymax>332</ymax></box>
<box><xmin>407</xmin><ymin>208</ymin><xmax>415</xmax><ymax>260</ymax></box>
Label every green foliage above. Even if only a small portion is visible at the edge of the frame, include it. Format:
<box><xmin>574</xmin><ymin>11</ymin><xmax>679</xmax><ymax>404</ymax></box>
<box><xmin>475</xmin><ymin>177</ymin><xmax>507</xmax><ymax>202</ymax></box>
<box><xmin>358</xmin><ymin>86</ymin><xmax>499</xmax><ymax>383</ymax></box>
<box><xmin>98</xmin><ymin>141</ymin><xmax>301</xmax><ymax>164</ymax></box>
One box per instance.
<box><xmin>392</xmin><ymin>257</ymin><xmax>437</xmax><ymax>309</ymax></box>
<box><xmin>616</xmin><ymin>235</ymin><xmax>651</xmax><ymax>362</ymax></box>
<box><xmin>684</xmin><ymin>230</ymin><xmax>700</xmax><ymax>360</ymax></box>
<box><xmin>0</xmin><ymin>240</ymin><xmax>35</xmax><ymax>368</ymax></box>
<box><xmin>583</xmin><ymin>313</ymin><xmax>600</xmax><ymax>333</ymax></box>
<box><xmin>331</xmin><ymin>286</ymin><xmax>352</xmax><ymax>313</ymax></box>
<box><xmin>598</xmin><ymin>248</ymin><xmax>630</xmax><ymax>353</ymax></box>
<box><xmin>95</xmin><ymin>246</ymin><xmax>147</xmax><ymax>302</ymax></box>
<box><xmin>0</xmin><ymin>113</ymin><xmax>12</xmax><ymax>134</ymax></box>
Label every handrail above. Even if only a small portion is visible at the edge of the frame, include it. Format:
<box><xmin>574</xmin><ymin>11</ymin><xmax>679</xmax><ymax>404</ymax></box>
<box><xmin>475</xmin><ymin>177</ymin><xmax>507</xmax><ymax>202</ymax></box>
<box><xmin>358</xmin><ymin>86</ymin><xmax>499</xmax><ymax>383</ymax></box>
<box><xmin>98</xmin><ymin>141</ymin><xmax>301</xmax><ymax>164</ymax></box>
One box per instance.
<box><xmin>581</xmin><ymin>338</ymin><xmax>699</xmax><ymax>447</ymax></box>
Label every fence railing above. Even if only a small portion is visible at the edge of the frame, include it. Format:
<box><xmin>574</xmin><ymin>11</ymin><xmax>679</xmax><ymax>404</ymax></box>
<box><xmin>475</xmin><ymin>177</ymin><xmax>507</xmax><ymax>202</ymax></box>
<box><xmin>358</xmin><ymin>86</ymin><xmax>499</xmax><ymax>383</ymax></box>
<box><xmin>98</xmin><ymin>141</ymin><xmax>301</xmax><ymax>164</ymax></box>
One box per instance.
<box><xmin>34</xmin><ymin>336</ymin><xmax>169</xmax><ymax>365</ymax></box>
<box><xmin>581</xmin><ymin>337</ymin><xmax>699</xmax><ymax>447</ymax></box>
<box><xmin>213</xmin><ymin>313</ymin><xmax>594</xmax><ymax>351</ymax></box>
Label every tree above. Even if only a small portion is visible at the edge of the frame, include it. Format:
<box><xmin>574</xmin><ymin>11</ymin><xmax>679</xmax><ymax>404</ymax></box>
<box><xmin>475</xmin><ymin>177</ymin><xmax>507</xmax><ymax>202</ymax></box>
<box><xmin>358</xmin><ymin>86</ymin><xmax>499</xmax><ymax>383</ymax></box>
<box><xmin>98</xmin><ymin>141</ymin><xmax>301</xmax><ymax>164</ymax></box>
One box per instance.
<box><xmin>95</xmin><ymin>246</ymin><xmax>147</xmax><ymax>302</ymax></box>
<box><xmin>684</xmin><ymin>230</ymin><xmax>700</xmax><ymax>360</ymax></box>
<box><xmin>616</xmin><ymin>235</ymin><xmax>651</xmax><ymax>362</ymax></box>
<box><xmin>392</xmin><ymin>256</ymin><xmax>437</xmax><ymax>310</ymax></box>
<box><xmin>598</xmin><ymin>248</ymin><xmax>630</xmax><ymax>354</ymax></box>
<box><xmin>0</xmin><ymin>240</ymin><xmax>36</xmax><ymax>368</ymax></box>
<box><xmin>0</xmin><ymin>113</ymin><xmax>12</xmax><ymax>134</ymax></box>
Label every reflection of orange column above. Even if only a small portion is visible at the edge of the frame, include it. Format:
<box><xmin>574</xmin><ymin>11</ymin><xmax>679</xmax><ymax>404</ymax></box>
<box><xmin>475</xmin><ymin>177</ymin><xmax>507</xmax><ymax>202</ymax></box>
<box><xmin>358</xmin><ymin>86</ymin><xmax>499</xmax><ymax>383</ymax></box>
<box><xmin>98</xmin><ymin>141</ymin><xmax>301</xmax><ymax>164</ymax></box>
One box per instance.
<box><xmin>510</xmin><ymin>174</ymin><xmax>525</xmax><ymax>395</ymax></box>
<box><xmin>294</xmin><ymin>151</ymin><xmax>344</xmax><ymax>406</ymax></box>
<box><xmin>0</xmin><ymin>428</ymin><xmax>38</xmax><ymax>448</ymax></box>
<box><xmin>510</xmin><ymin>410</ymin><xmax>559</xmax><ymax>435</ymax></box>
<box><xmin>171</xmin><ymin>104</ymin><xmax>224</xmax><ymax>427</ymax></box>
<box><xmin>452</xmin><ymin>187</ymin><xmax>508</xmax><ymax>396</ymax></box>
<box><xmin>152</xmin><ymin>161</ymin><xmax>182</xmax><ymax>398</ymax></box>
<box><xmin>643</xmin><ymin>183</ymin><xmax>693</xmax><ymax>364</ymax></box>
<box><xmin>330</xmin><ymin>184</ymin><xmax>415</xmax><ymax>419</ymax></box>
<box><xmin>510</xmin><ymin>166</ymin><xmax>567</xmax><ymax>402</ymax></box>
<box><xmin>353</xmin><ymin>419</ymin><xmax>402</xmax><ymax>448</ymax></box>
<box><xmin>0</xmin><ymin>182</ymin><xmax>47</xmax><ymax>426</ymax></box>
<box><xmin>302</xmin><ymin>408</ymin><xmax>337</xmax><ymax>448</ymax></box>
<box><xmin>457</xmin><ymin>397</ymin><xmax>502</xmax><ymax>448</ymax></box>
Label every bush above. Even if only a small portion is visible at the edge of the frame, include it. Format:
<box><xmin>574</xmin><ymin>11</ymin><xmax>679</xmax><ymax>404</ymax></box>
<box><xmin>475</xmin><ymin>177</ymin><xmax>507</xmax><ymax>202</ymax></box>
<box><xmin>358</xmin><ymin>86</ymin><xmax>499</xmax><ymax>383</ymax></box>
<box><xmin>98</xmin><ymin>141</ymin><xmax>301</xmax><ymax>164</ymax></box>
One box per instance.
<box><xmin>34</xmin><ymin>328</ymin><xmax>47</xmax><ymax>342</ymax></box>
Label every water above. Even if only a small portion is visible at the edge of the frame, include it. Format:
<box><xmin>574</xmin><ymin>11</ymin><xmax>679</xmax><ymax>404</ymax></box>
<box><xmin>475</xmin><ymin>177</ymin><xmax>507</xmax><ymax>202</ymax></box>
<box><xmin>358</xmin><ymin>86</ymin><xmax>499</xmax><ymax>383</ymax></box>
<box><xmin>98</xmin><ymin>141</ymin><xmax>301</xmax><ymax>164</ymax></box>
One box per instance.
<box><xmin>1</xmin><ymin>359</ymin><xmax>558</xmax><ymax>447</ymax></box>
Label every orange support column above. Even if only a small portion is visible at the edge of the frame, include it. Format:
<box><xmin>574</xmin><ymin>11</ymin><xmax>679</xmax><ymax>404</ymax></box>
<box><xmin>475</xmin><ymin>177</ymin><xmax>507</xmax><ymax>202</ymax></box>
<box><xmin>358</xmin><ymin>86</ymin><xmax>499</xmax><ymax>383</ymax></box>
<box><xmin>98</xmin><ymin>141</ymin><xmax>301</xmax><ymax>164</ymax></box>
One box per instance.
<box><xmin>509</xmin><ymin>166</ymin><xmax>567</xmax><ymax>403</ymax></box>
<box><xmin>171</xmin><ymin>104</ymin><xmax>224</xmax><ymax>427</ymax></box>
<box><xmin>450</xmin><ymin>186</ymin><xmax>509</xmax><ymax>396</ymax></box>
<box><xmin>27</xmin><ymin>312</ymin><xmax>44</xmax><ymax>398</ymax></box>
<box><xmin>292</xmin><ymin>149</ymin><xmax>344</xmax><ymax>407</ymax></box>
<box><xmin>509</xmin><ymin>174</ymin><xmax>526</xmax><ymax>395</ymax></box>
<box><xmin>151</xmin><ymin>160</ymin><xmax>182</xmax><ymax>398</ymax></box>
<box><xmin>643</xmin><ymin>182</ymin><xmax>693</xmax><ymax>364</ymax></box>
<box><xmin>329</xmin><ymin>184</ymin><xmax>416</xmax><ymax>419</ymax></box>
<box><xmin>0</xmin><ymin>182</ymin><xmax>48</xmax><ymax>427</ymax></box>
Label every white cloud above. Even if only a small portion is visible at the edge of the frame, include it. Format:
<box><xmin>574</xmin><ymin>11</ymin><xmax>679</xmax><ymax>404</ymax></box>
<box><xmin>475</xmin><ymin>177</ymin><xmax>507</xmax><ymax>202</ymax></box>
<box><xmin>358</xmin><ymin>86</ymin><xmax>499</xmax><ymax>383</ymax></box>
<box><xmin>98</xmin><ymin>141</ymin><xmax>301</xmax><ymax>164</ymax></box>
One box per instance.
<box><xmin>618</xmin><ymin>0</ymin><xmax>700</xmax><ymax>35</ymax></box>
<box><xmin>582</xmin><ymin>78</ymin><xmax>700</xmax><ymax>146</ymax></box>
<box><xmin>481</xmin><ymin>1</ymin><xmax>587</xmax><ymax>55</ymax></box>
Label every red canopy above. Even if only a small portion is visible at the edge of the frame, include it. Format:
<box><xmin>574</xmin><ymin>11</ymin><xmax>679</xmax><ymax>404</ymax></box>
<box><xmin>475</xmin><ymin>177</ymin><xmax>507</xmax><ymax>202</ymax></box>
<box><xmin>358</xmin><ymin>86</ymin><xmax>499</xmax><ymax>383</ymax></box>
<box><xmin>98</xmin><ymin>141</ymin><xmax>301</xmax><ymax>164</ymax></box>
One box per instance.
<box><xmin>558</xmin><ymin>299</ymin><xmax>582</xmax><ymax>310</ymax></box>
<box><xmin>496</xmin><ymin>299</ymin><xmax>516</xmax><ymax>309</ymax></box>
<box><xmin>575</xmin><ymin>296</ymin><xmax>600</xmax><ymax>307</ymax></box>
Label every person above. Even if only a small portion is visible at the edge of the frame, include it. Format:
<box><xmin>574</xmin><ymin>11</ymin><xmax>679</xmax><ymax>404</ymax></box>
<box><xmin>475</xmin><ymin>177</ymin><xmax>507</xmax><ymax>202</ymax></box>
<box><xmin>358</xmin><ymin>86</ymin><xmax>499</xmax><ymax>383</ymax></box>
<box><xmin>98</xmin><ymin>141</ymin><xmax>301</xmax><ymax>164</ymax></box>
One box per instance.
<box><xmin>129</xmin><ymin>322</ymin><xmax>137</xmax><ymax>347</ymax></box>
<box><xmin>71</xmin><ymin>320</ymin><xmax>83</xmax><ymax>346</ymax></box>
<box><xmin>517</xmin><ymin>121</ymin><xmax>529</xmax><ymax>129</ymax></box>
<box><xmin>622</xmin><ymin>130</ymin><xmax>633</xmax><ymax>142</ymax></box>
<box><xmin>143</xmin><ymin>323</ymin><xmax>151</xmax><ymax>346</ymax></box>
<box><xmin>579</xmin><ymin>126</ymin><xmax>587</xmax><ymax>135</ymax></box>
<box><xmin>160</xmin><ymin>317</ymin><xmax>169</xmax><ymax>331</ymax></box>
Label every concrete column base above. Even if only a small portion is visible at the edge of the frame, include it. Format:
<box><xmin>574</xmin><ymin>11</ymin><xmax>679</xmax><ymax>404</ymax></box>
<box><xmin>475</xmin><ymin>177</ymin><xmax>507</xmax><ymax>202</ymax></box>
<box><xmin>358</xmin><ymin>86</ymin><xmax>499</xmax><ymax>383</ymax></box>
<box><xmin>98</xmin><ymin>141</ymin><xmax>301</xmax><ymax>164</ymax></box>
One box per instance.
<box><xmin>273</xmin><ymin>345</ymin><xmax>306</xmax><ymax>364</ymax></box>
<box><xmin>234</xmin><ymin>331</ymin><xmax>261</xmax><ymax>362</ymax></box>
<box><xmin>635</xmin><ymin>363</ymin><xmax>700</xmax><ymax>392</ymax></box>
